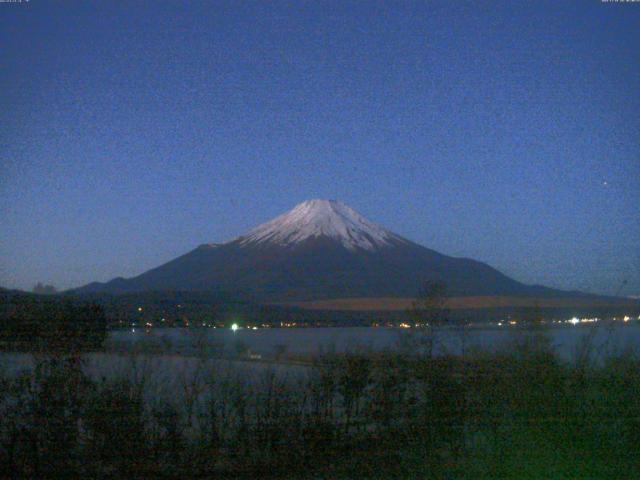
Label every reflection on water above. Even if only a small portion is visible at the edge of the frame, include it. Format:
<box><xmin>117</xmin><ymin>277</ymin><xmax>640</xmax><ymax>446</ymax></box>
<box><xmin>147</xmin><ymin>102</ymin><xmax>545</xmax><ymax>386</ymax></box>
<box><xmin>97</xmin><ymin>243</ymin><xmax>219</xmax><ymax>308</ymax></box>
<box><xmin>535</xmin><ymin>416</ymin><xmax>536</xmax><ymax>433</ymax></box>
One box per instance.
<box><xmin>110</xmin><ymin>322</ymin><xmax>640</xmax><ymax>361</ymax></box>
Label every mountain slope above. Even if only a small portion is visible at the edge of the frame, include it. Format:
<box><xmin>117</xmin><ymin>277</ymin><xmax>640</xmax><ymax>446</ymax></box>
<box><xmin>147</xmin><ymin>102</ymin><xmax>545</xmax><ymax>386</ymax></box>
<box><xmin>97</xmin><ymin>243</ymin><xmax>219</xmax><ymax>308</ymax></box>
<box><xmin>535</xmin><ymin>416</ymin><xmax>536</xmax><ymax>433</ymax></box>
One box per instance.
<box><xmin>75</xmin><ymin>199</ymin><xmax>581</xmax><ymax>302</ymax></box>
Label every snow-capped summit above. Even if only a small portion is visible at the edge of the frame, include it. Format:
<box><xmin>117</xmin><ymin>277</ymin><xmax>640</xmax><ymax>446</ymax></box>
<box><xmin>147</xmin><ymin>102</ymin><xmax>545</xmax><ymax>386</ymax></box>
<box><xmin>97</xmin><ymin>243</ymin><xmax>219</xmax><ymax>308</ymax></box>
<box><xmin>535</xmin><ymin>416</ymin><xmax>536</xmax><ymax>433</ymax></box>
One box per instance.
<box><xmin>238</xmin><ymin>199</ymin><xmax>403</xmax><ymax>251</ymax></box>
<box><xmin>75</xmin><ymin>198</ymin><xmax>578</xmax><ymax>303</ymax></box>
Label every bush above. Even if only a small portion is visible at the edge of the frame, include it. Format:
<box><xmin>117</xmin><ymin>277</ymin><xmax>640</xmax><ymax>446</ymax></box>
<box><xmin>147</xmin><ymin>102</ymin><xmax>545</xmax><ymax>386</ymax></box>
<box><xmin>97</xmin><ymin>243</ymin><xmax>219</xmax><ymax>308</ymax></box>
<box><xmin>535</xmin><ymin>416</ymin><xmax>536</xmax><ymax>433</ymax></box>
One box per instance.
<box><xmin>0</xmin><ymin>296</ymin><xmax>107</xmax><ymax>353</ymax></box>
<box><xmin>0</xmin><ymin>341</ymin><xmax>639</xmax><ymax>478</ymax></box>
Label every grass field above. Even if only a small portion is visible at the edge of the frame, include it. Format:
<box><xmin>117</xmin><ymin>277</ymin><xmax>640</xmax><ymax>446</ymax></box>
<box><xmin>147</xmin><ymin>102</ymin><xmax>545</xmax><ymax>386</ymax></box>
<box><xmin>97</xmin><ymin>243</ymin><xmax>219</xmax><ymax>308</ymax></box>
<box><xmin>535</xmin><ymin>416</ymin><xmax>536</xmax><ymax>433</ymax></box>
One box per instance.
<box><xmin>279</xmin><ymin>295</ymin><xmax>638</xmax><ymax>311</ymax></box>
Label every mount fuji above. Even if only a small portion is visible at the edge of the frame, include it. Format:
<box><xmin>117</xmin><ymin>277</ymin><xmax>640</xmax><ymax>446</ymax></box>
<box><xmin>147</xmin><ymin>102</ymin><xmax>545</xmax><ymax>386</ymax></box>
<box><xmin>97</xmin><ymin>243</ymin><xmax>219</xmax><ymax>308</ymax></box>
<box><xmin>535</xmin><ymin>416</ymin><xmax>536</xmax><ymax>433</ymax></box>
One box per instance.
<box><xmin>76</xmin><ymin>199</ymin><xmax>579</xmax><ymax>302</ymax></box>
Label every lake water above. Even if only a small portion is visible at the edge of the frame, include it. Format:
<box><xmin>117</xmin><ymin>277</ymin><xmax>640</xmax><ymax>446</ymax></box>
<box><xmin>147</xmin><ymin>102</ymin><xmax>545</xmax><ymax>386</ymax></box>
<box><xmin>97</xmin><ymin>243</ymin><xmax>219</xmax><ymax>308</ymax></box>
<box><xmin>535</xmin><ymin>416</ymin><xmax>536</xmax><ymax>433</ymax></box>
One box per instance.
<box><xmin>2</xmin><ymin>323</ymin><xmax>638</xmax><ymax>407</ymax></box>
<box><xmin>109</xmin><ymin>322</ymin><xmax>640</xmax><ymax>362</ymax></box>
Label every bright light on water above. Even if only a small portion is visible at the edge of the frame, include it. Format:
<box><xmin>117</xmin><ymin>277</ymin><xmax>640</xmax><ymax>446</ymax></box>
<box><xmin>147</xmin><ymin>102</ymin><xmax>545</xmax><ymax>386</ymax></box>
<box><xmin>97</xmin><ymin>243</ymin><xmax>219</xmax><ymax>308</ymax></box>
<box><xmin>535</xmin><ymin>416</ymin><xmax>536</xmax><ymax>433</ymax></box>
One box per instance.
<box><xmin>231</xmin><ymin>323</ymin><xmax>239</xmax><ymax>332</ymax></box>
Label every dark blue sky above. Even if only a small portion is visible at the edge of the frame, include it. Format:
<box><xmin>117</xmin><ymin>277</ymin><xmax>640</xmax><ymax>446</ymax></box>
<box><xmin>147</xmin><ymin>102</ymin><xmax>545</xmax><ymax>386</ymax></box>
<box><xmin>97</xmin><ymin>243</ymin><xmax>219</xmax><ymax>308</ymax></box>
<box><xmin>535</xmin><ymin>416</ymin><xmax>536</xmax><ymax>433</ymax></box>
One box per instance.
<box><xmin>1</xmin><ymin>1</ymin><xmax>638</xmax><ymax>296</ymax></box>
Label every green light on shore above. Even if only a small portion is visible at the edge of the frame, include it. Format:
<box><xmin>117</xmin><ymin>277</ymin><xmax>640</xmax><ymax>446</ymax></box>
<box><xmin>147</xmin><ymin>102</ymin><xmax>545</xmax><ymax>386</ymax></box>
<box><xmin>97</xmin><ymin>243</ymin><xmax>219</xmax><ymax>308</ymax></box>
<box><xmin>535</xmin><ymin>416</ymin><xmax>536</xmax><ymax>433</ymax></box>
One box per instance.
<box><xmin>231</xmin><ymin>323</ymin><xmax>239</xmax><ymax>332</ymax></box>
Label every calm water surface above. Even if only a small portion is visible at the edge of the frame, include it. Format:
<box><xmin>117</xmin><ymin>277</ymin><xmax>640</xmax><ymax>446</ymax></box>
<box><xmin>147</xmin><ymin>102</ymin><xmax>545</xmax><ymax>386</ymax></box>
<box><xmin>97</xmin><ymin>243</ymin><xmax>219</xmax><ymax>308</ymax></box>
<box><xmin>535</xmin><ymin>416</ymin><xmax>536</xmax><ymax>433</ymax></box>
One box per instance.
<box><xmin>110</xmin><ymin>322</ymin><xmax>640</xmax><ymax>361</ymax></box>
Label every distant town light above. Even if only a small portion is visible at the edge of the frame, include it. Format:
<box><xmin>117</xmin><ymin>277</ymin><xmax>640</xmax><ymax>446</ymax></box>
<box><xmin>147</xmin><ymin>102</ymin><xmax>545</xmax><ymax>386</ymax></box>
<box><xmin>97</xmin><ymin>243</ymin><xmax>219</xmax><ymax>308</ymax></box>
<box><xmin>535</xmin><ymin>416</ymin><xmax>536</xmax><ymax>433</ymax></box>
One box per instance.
<box><xmin>569</xmin><ymin>317</ymin><xmax>579</xmax><ymax>325</ymax></box>
<box><xmin>231</xmin><ymin>323</ymin><xmax>239</xmax><ymax>332</ymax></box>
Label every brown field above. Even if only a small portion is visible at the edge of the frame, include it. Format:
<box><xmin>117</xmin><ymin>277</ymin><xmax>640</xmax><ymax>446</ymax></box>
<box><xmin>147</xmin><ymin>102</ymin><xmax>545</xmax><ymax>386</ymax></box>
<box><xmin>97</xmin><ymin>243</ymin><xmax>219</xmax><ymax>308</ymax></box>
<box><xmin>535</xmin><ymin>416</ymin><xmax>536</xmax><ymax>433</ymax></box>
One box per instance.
<box><xmin>278</xmin><ymin>295</ymin><xmax>638</xmax><ymax>311</ymax></box>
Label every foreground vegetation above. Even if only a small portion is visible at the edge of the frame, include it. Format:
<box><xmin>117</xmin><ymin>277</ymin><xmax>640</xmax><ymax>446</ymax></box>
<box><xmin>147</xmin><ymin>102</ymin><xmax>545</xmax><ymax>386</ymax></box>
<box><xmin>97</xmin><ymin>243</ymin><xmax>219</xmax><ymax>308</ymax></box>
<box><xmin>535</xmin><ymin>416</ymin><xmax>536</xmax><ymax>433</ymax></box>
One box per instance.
<box><xmin>1</xmin><ymin>328</ymin><xmax>639</xmax><ymax>479</ymax></box>
<box><xmin>1</xmin><ymin>285</ymin><xmax>638</xmax><ymax>477</ymax></box>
